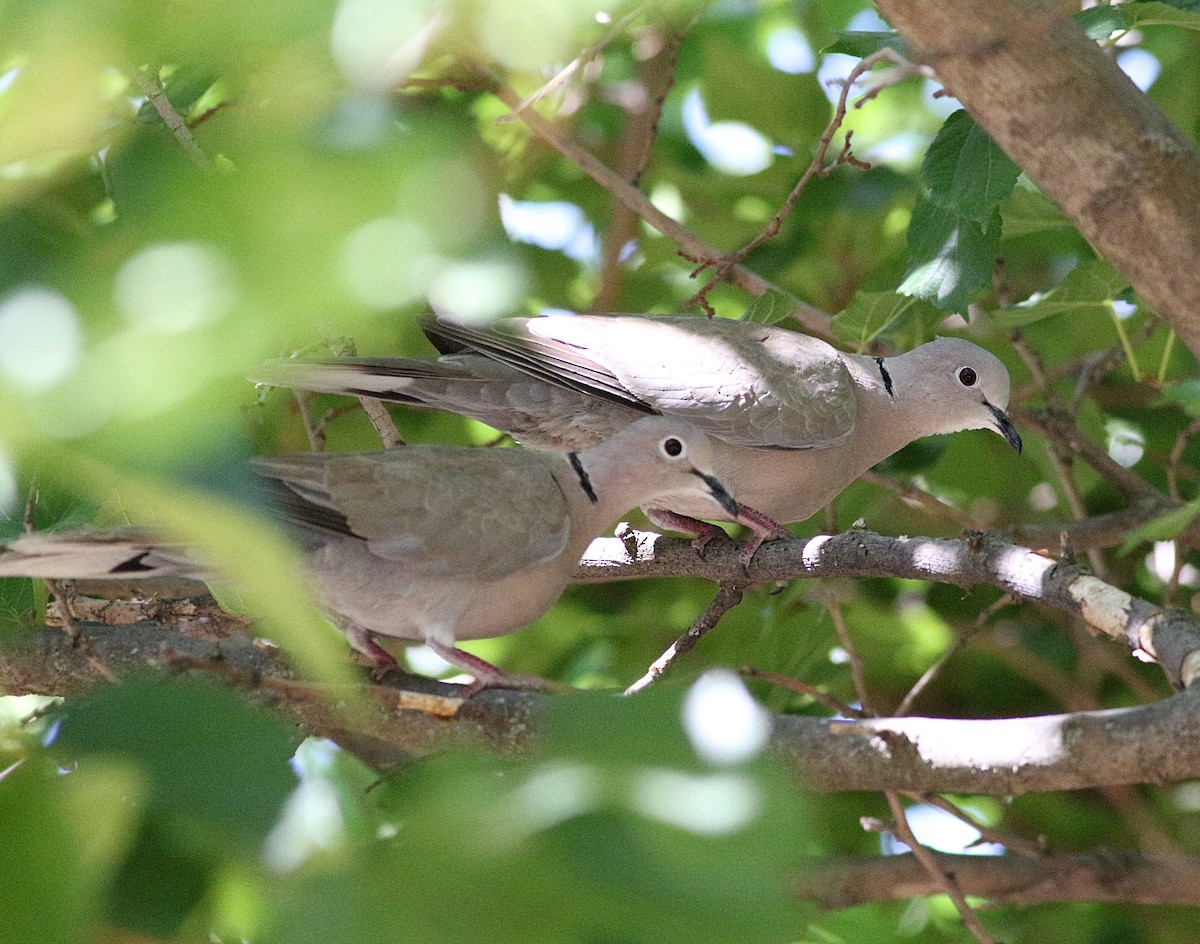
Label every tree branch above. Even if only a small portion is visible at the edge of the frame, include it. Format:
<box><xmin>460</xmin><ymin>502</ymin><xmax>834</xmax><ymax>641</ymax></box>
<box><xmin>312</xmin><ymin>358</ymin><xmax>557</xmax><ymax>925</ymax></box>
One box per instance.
<box><xmin>574</xmin><ymin>529</ymin><xmax>1200</xmax><ymax>690</ymax></box>
<box><xmin>872</xmin><ymin>0</ymin><xmax>1200</xmax><ymax>361</ymax></box>
<box><xmin>793</xmin><ymin>850</ymin><xmax>1200</xmax><ymax>908</ymax></box>
<box><xmin>5</xmin><ymin>621</ymin><xmax>1200</xmax><ymax>795</ymax></box>
<box><xmin>468</xmin><ymin>67</ymin><xmax>833</xmax><ymax>336</ymax></box>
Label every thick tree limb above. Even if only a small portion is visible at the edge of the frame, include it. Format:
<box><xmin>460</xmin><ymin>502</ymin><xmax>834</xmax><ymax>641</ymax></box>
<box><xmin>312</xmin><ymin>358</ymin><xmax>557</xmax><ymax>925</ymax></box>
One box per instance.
<box><xmin>574</xmin><ymin>529</ymin><xmax>1200</xmax><ymax>690</ymax></box>
<box><xmin>794</xmin><ymin>850</ymin><xmax>1200</xmax><ymax>908</ymax></box>
<box><xmin>5</xmin><ymin>622</ymin><xmax>1200</xmax><ymax>796</ymax></box>
<box><xmin>872</xmin><ymin>0</ymin><xmax>1200</xmax><ymax>360</ymax></box>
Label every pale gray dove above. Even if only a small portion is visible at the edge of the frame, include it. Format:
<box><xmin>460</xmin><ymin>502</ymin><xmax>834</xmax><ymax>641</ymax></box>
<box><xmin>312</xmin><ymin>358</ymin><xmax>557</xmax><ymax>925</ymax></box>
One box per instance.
<box><xmin>256</xmin><ymin>313</ymin><xmax>1022</xmax><ymax>555</ymax></box>
<box><xmin>0</xmin><ymin>416</ymin><xmax>737</xmax><ymax>691</ymax></box>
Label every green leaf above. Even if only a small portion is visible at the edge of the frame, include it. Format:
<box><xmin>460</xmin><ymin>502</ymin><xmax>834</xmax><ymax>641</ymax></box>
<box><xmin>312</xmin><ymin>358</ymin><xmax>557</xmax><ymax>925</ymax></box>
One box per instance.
<box><xmin>993</xmin><ymin>259</ymin><xmax>1129</xmax><ymax>328</ymax></box>
<box><xmin>55</xmin><ymin>678</ymin><xmax>298</xmax><ymax>851</ymax></box>
<box><xmin>831</xmin><ymin>291</ymin><xmax>941</xmax><ymax>348</ymax></box>
<box><xmin>1125</xmin><ymin>0</ymin><xmax>1200</xmax><ymax>31</ymax></box>
<box><xmin>999</xmin><ymin>184</ymin><xmax>1073</xmax><ymax>237</ymax></box>
<box><xmin>821</xmin><ymin>31</ymin><xmax>910</xmax><ymax>58</ymax></box>
<box><xmin>1073</xmin><ymin>5</ymin><xmax>1129</xmax><ymax>39</ymax></box>
<box><xmin>899</xmin><ymin>198</ymin><xmax>1000</xmax><ymax>310</ymax></box>
<box><xmin>741</xmin><ymin>288</ymin><xmax>798</xmax><ymax>325</ymax></box>
<box><xmin>921</xmin><ymin>110</ymin><xmax>1020</xmax><ymax>225</ymax></box>
<box><xmin>0</xmin><ymin>761</ymin><xmax>91</xmax><ymax>944</ymax></box>
<box><xmin>1155</xmin><ymin>377</ymin><xmax>1200</xmax><ymax>417</ymax></box>
<box><xmin>1119</xmin><ymin>497</ymin><xmax>1200</xmax><ymax>554</ymax></box>
<box><xmin>702</xmin><ymin>38</ymin><xmax>830</xmax><ymax>147</ymax></box>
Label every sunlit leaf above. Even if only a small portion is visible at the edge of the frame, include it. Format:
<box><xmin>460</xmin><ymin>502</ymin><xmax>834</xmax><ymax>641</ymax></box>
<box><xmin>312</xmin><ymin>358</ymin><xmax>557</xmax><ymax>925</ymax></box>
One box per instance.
<box><xmin>993</xmin><ymin>259</ymin><xmax>1128</xmax><ymax>328</ymax></box>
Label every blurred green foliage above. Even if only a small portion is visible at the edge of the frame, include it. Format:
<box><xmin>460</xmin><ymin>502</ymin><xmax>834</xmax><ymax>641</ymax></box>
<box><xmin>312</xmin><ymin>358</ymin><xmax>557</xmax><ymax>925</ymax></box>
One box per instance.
<box><xmin>1</xmin><ymin>0</ymin><xmax>1199</xmax><ymax>941</ymax></box>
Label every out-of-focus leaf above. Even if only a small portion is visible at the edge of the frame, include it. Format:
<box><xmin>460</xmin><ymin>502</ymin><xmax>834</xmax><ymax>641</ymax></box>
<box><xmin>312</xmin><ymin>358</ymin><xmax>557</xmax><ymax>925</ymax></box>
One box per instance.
<box><xmin>105</xmin><ymin>815</ymin><xmax>217</xmax><ymax>937</ymax></box>
<box><xmin>0</xmin><ymin>761</ymin><xmax>90</xmax><ymax>944</ymax></box>
<box><xmin>262</xmin><ymin>688</ymin><xmax>812</xmax><ymax>944</ymax></box>
<box><xmin>821</xmin><ymin>31</ymin><xmax>910</xmax><ymax>57</ymax></box>
<box><xmin>1156</xmin><ymin>377</ymin><xmax>1200</xmax><ymax>417</ymax></box>
<box><xmin>999</xmin><ymin>184</ymin><xmax>1073</xmax><ymax>238</ymax></box>
<box><xmin>703</xmin><ymin>37</ymin><xmax>829</xmax><ymax>147</ymax></box>
<box><xmin>831</xmin><ymin>291</ymin><xmax>941</xmax><ymax>348</ymax></box>
<box><xmin>1119</xmin><ymin>497</ymin><xmax>1200</xmax><ymax>554</ymax></box>
<box><xmin>1073</xmin><ymin>5</ymin><xmax>1129</xmax><ymax>39</ymax></box>
<box><xmin>993</xmin><ymin>259</ymin><xmax>1128</xmax><ymax>328</ymax></box>
<box><xmin>899</xmin><ymin>198</ymin><xmax>999</xmax><ymax>310</ymax></box>
<box><xmin>920</xmin><ymin>110</ymin><xmax>1020</xmax><ymax>225</ymax></box>
<box><xmin>740</xmin><ymin>288</ymin><xmax>798</xmax><ymax>324</ymax></box>
<box><xmin>55</xmin><ymin>678</ymin><xmax>297</xmax><ymax>850</ymax></box>
<box><xmin>1125</xmin><ymin>0</ymin><xmax>1200</xmax><ymax>31</ymax></box>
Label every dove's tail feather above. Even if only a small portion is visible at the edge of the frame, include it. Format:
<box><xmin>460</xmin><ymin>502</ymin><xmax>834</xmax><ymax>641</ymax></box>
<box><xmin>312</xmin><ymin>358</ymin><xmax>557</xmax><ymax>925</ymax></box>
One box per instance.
<box><xmin>0</xmin><ymin>528</ymin><xmax>201</xmax><ymax>580</ymax></box>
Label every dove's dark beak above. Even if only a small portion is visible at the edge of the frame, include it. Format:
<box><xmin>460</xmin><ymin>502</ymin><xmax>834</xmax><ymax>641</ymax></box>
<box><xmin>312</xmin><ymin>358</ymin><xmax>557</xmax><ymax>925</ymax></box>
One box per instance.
<box><xmin>693</xmin><ymin>470</ymin><xmax>739</xmax><ymax>518</ymax></box>
<box><xmin>986</xmin><ymin>401</ymin><xmax>1023</xmax><ymax>453</ymax></box>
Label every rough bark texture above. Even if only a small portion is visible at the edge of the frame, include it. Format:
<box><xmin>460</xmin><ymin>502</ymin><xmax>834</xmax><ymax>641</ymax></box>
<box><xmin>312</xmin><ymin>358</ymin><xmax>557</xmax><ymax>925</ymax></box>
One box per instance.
<box><xmin>794</xmin><ymin>850</ymin><xmax>1200</xmax><ymax>908</ymax></box>
<box><xmin>872</xmin><ymin>0</ymin><xmax>1200</xmax><ymax>360</ymax></box>
<box><xmin>5</xmin><ymin>621</ymin><xmax>1200</xmax><ymax>795</ymax></box>
<box><xmin>576</xmin><ymin>530</ymin><xmax>1200</xmax><ymax>690</ymax></box>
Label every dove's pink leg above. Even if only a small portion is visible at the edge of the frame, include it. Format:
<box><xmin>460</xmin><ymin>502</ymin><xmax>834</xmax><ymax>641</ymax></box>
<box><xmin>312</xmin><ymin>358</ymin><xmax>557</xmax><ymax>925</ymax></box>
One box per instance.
<box><xmin>646</xmin><ymin>504</ymin><xmax>790</xmax><ymax>567</ymax></box>
<box><xmin>426</xmin><ymin>640</ymin><xmax>562</xmax><ymax>697</ymax></box>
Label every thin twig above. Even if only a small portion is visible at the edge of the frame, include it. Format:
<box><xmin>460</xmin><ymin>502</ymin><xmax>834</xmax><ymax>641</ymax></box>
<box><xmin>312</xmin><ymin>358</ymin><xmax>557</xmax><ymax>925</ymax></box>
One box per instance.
<box><xmin>894</xmin><ymin>595</ymin><xmax>1011</xmax><ymax>717</ymax></box>
<box><xmin>826</xmin><ymin>565</ymin><xmax>995</xmax><ymax>940</ymax></box>
<box><xmin>499</xmin><ymin>4</ymin><xmax>647</xmax><ymax>120</ymax></box>
<box><xmin>357</xmin><ymin>397</ymin><xmax>405</xmax><ymax>448</ymax></box>
<box><xmin>460</xmin><ymin>66</ymin><xmax>832</xmax><ymax>336</ymax></box>
<box><xmin>624</xmin><ymin>581</ymin><xmax>747</xmax><ymax>694</ymax></box>
<box><xmin>686</xmin><ymin>48</ymin><xmax>926</xmax><ymax>312</ymax></box>
<box><xmin>131</xmin><ymin>66</ymin><xmax>213</xmax><ymax>168</ymax></box>
<box><xmin>858</xmin><ymin>470</ymin><xmax>984</xmax><ymax>529</ymax></box>
<box><xmin>1167</xmin><ymin>418</ymin><xmax>1200</xmax><ymax>502</ymax></box>
<box><xmin>826</xmin><ymin>597</ymin><xmax>874</xmax><ymax>716</ymax></box>
<box><xmin>294</xmin><ymin>392</ymin><xmax>324</xmax><ymax>452</ymax></box>
<box><xmin>884</xmin><ymin>793</ymin><xmax>999</xmax><ymax>944</ymax></box>
<box><xmin>738</xmin><ymin>666</ymin><xmax>864</xmax><ymax>717</ymax></box>
<box><xmin>912</xmin><ymin>792</ymin><xmax>1048</xmax><ymax>858</ymax></box>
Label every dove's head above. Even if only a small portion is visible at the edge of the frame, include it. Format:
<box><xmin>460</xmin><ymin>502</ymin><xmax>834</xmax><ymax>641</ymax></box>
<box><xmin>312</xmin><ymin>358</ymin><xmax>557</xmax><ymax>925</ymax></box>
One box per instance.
<box><xmin>591</xmin><ymin>416</ymin><xmax>739</xmax><ymax>518</ymax></box>
<box><xmin>898</xmin><ymin>337</ymin><xmax>1022</xmax><ymax>452</ymax></box>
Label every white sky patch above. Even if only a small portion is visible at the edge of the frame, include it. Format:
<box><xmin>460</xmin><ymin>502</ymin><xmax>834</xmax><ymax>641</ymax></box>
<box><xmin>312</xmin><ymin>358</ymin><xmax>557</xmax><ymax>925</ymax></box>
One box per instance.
<box><xmin>631</xmin><ymin>769</ymin><xmax>761</xmax><ymax>835</ymax></box>
<box><xmin>648</xmin><ymin>181</ymin><xmax>685</xmax><ymax>222</ymax></box>
<box><xmin>682</xmin><ymin>669</ymin><xmax>772</xmax><ymax>765</ymax></box>
<box><xmin>816</xmin><ymin>52</ymin><xmax>859</xmax><ymax>105</ymax></box>
<box><xmin>921</xmin><ymin>78</ymin><xmax>960</xmax><ymax>118</ymax></box>
<box><xmin>331</xmin><ymin>0</ymin><xmax>442</xmax><ymax>90</ymax></box>
<box><xmin>1110</xmin><ymin>298</ymin><xmax>1137</xmax><ymax>320</ymax></box>
<box><xmin>867</xmin><ymin>131</ymin><xmax>927</xmax><ymax>165</ymax></box>
<box><xmin>1105</xmin><ymin>418</ymin><xmax>1144</xmax><ymax>469</ymax></box>
<box><xmin>682</xmin><ymin>88</ymin><xmax>773</xmax><ymax>176</ymax></box>
<box><xmin>0</xmin><ymin>450</ymin><xmax>17</xmax><ymax>514</ymax></box>
<box><xmin>882</xmin><ymin>802</ymin><xmax>1005</xmax><ymax>856</ymax></box>
<box><xmin>1028</xmin><ymin>482</ymin><xmax>1058</xmax><ymax>511</ymax></box>
<box><xmin>766</xmin><ymin>27</ymin><xmax>814</xmax><ymax>74</ymax></box>
<box><xmin>1117</xmin><ymin>48</ymin><xmax>1161</xmax><ymax>92</ymax></box>
<box><xmin>428</xmin><ymin>257</ymin><xmax>525</xmax><ymax>325</ymax></box>
<box><xmin>405</xmin><ymin>643</ymin><xmax>453</xmax><ymax>676</ymax></box>
<box><xmin>339</xmin><ymin>216</ymin><xmax>441</xmax><ymax>309</ymax></box>
<box><xmin>114</xmin><ymin>242</ymin><xmax>235</xmax><ymax>334</ymax></box>
<box><xmin>0</xmin><ymin>287</ymin><xmax>82</xmax><ymax>391</ymax></box>
<box><xmin>513</xmin><ymin>761</ymin><xmax>602</xmax><ymax>832</ymax></box>
<box><xmin>498</xmin><ymin>195</ymin><xmax>598</xmax><ymax>262</ymax></box>
<box><xmin>264</xmin><ymin>776</ymin><xmax>346</xmax><ymax>872</ymax></box>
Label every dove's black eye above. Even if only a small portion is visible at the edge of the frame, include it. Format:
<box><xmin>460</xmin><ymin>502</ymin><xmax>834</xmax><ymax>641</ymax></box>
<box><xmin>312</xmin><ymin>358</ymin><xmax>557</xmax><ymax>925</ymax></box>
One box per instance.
<box><xmin>662</xmin><ymin>437</ymin><xmax>684</xmax><ymax>457</ymax></box>
<box><xmin>958</xmin><ymin>367</ymin><xmax>978</xmax><ymax>387</ymax></box>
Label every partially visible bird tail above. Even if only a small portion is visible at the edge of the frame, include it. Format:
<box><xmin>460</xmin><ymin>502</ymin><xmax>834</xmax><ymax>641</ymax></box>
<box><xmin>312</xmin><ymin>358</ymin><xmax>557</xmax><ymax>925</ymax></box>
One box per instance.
<box><xmin>0</xmin><ymin>527</ymin><xmax>200</xmax><ymax>580</ymax></box>
<box><xmin>250</xmin><ymin>356</ymin><xmax>467</xmax><ymax>407</ymax></box>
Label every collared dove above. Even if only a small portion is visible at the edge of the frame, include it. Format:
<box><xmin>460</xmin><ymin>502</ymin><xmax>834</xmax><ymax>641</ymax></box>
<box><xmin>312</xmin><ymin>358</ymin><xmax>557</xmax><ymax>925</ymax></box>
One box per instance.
<box><xmin>0</xmin><ymin>416</ymin><xmax>737</xmax><ymax>691</ymax></box>
<box><xmin>255</xmin><ymin>313</ymin><xmax>1022</xmax><ymax>554</ymax></box>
